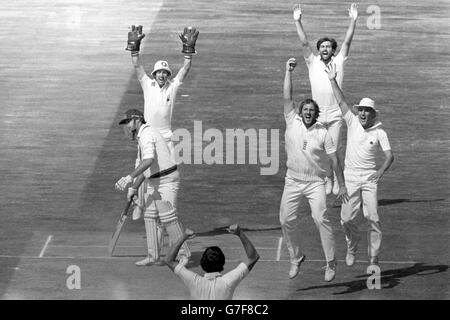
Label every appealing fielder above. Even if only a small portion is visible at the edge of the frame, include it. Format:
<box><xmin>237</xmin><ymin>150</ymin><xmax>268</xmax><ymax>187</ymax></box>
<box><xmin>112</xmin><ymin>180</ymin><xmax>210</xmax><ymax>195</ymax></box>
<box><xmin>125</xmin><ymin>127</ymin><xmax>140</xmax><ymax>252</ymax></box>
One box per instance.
<box><xmin>164</xmin><ymin>224</ymin><xmax>259</xmax><ymax>300</ymax></box>
<box><xmin>115</xmin><ymin>109</ymin><xmax>190</xmax><ymax>266</ymax></box>
<box><xmin>280</xmin><ymin>58</ymin><xmax>348</xmax><ymax>281</ymax></box>
<box><xmin>325</xmin><ymin>64</ymin><xmax>394</xmax><ymax>266</ymax></box>
<box><xmin>293</xmin><ymin>3</ymin><xmax>359</xmax><ymax>195</ymax></box>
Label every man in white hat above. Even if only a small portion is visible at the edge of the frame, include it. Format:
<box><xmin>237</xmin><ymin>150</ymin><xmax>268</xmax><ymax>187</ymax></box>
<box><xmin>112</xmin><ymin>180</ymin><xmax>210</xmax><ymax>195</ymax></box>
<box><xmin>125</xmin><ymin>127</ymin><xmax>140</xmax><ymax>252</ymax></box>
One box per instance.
<box><xmin>325</xmin><ymin>64</ymin><xmax>394</xmax><ymax>266</ymax></box>
<box><xmin>292</xmin><ymin>3</ymin><xmax>359</xmax><ymax>196</ymax></box>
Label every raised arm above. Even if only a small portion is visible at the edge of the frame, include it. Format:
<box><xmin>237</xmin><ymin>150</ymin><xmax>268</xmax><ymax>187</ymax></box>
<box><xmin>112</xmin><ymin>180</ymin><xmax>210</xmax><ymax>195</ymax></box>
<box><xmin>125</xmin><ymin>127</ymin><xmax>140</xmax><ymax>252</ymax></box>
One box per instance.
<box><xmin>284</xmin><ymin>58</ymin><xmax>297</xmax><ymax>114</ymax></box>
<box><xmin>164</xmin><ymin>229</ymin><xmax>195</xmax><ymax>271</ymax></box>
<box><xmin>175</xmin><ymin>27</ymin><xmax>199</xmax><ymax>83</ymax></box>
<box><xmin>293</xmin><ymin>4</ymin><xmax>313</xmax><ymax>59</ymax></box>
<box><xmin>175</xmin><ymin>55</ymin><xmax>192</xmax><ymax>83</ymax></box>
<box><xmin>340</xmin><ymin>3</ymin><xmax>358</xmax><ymax>58</ymax></box>
<box><xmin>131</xmin><ymin>53</ymin><xmax>147</xmax><ymax>81</ymax></box>
<box><xmin>324</xmin><ymin>64</ymin><xmax>350</xmax><ymax>115</ymax></box>
<box><xmin>227</xmin><ymin>224</ymin><xmax>260</xmax><ymax>271</ymax></box>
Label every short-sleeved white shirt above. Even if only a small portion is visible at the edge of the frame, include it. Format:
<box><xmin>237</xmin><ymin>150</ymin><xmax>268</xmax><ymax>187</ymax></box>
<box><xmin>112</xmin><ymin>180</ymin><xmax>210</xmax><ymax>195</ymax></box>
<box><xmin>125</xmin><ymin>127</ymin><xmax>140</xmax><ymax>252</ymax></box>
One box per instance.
<box><xmin>136</xmin><ymin>124</ymin><xmax>177</xmax><ymax>177</ymax></box>
<box><xmin>139</xmin><ymin>74</ymin><xmax>181</xmax><ymax>133</ymax></box>
<box><xmin>305</xmin><ymin>52</ymin><xmax>346</xmax><ymax>109</ymax></box>
<box><xmin>284</xmin><ymin>109</ymin><xmax>336</xmax><ymax>181</ymax></box>
<box><xmin>174</xmin><ymin>262</ymin><xmax>249</xmax><ymax>300</ymax></box>
<box><xmin>343</xmin><ymin>111</ymin><xmax>391</xmax><ymax>172</ymax></box>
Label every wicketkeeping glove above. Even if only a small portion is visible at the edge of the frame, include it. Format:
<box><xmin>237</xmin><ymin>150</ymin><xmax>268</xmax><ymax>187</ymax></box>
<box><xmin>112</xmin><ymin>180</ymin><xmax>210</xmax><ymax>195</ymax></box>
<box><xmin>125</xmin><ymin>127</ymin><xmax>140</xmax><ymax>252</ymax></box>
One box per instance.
<box><xmin>179</xmin><ymin>27</ymin><xmax>199</xmax><ymax>55</ymax></box>
<box><xmin>126</xmin><ymin>25</ymin><xmax>145</xmax><ymax>53</ymax></box>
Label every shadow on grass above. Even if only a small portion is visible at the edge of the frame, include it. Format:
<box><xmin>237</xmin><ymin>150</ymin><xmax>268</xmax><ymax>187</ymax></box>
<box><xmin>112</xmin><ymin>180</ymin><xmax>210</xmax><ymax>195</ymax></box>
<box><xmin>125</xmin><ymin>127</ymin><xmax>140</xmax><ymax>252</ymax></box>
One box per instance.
<box><xmin>297</xmin><ymin>263</ymin><xmax>448</xmax><ymax>295</ymax></box>
<box><xmin>333</xmin><ymin>198</ymin><xmax>446</xmax><ymax>208</ymax></box>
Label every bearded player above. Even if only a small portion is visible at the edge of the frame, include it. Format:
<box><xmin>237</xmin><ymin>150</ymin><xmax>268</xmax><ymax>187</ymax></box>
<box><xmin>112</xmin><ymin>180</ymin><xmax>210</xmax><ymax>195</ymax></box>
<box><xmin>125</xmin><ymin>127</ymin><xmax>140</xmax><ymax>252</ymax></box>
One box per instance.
<box><xmin>293</xmin><ymin>3</ymin><xmax>359</xmax><ymax>195</ymax></box>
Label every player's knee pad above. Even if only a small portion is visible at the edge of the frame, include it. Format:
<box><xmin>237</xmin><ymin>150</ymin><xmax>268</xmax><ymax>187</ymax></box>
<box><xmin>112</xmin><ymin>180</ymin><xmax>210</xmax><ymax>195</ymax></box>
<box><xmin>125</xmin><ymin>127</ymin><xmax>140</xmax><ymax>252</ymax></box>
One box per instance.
<box><xmin>159</xmin><ymin>208</ymin><xmax>178</xmax><ymax>225</ymax></box>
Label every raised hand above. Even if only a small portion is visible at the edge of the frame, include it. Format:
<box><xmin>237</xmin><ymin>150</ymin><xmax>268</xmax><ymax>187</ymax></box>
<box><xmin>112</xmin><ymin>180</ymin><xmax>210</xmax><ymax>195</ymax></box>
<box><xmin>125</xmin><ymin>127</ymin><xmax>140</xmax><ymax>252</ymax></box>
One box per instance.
<box><xmin>324</xmin><ymin>63</ymin><xmax>337</xmax><ymax>80</ymax></box>
<box><xmin>286</xmin><ymin>58</ymin><xmax>297</xmax><ymax>72</ymax></box>
<box><xmin>348</xmin><ymin>3</ymin><xmax>358</xmax><ymax>21</ymax></box>
<box><xmin>126</xmin><ymin>25</ymin><xmax>146</xmax><ymax>52</ymax></box>
<box><xmin>227</xmin><ymin>224</ymin><xmax>241</xmax><ymax>235</ymax></box>
<box><xmin>293</xmin><ymin>4</ymin><xmax>302</xmax><ymax>21</ymax></box>
<box><xmin>179</xmin><ymin>27</ymin><xmax>199</xmax><ymax>55</ymax></box>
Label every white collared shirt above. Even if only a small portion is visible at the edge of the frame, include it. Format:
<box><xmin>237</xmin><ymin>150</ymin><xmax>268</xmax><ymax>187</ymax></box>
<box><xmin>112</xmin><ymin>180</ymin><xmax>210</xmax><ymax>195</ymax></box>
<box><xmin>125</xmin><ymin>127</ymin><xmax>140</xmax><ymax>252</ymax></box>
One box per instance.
<box><xmin>343</xmin><ymin>111</ymin><xmax>391</xmax><ymax>172</ymax></box>
<box><xmin>305</xmin><ymin>52</ymin><xmax>346</xmax><ymax>108</ymax></box>
<box><xmin>139</xmin><ymin>74</ymin><xmax>181</xmax><ymax>132</ymax></box>
<box><xmin>284</xmin><ymin>109</ymin><xmax>336</xmax><ymax>181</ymax></box>
<box><xmin>174</xmin><ymin>262</ymin><xmax>249</xmax><ymax>300</ymax></box>
<box><xmin>136</xmin><ymin>124</ymin><xmax>177</xmax><ymax>177</ymax></box>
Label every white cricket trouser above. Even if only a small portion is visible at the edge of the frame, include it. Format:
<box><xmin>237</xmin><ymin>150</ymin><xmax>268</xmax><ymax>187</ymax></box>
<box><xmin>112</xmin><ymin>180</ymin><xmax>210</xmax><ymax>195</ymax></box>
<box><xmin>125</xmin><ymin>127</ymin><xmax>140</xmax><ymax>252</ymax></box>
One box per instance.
<box><xmin>340</xmin><ymin>169</ymin><xmax>382</xmax><ymax>258</ymax></box>
<box><xmin>143</xmin><ymin>171</ymin><xmax>190</xmax><ymax>259</ymax></box>
<box><xmin>279</xmin><ymin>176</ymin><xmax>336</xmax><ymax>263</ymax></box>
<box><xmin>322</xmin><ymin>119</ymin><xmax>344</xmax><ymax>178</ymax></box>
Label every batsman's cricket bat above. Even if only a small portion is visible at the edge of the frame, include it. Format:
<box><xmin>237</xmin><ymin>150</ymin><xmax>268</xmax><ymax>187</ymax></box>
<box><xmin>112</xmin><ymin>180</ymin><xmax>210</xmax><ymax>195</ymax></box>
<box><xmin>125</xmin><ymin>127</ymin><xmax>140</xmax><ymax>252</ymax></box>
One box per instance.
<box><xmin>108</xmin><ymin>198</ymin><xmax>134</xmax><ymax>256</ymax></box>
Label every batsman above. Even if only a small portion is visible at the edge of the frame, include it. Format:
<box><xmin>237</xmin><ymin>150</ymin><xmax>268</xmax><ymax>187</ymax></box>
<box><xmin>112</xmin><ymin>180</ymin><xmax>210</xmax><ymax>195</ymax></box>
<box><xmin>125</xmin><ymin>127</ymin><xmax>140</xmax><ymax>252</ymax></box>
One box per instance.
<box><xmin>115</xmin><ymin>109</ymin><xmax>191</xmax><ymax>266</ymax></box>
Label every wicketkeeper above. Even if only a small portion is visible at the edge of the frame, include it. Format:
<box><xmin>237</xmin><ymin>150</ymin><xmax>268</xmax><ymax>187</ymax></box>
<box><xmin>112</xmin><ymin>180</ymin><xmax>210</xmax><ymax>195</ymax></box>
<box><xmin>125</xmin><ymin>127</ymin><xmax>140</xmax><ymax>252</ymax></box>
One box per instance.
<box><xmin>115</xmin><ymin>109</ymin><xmax>190</xmax><ymax>266</ymax></box>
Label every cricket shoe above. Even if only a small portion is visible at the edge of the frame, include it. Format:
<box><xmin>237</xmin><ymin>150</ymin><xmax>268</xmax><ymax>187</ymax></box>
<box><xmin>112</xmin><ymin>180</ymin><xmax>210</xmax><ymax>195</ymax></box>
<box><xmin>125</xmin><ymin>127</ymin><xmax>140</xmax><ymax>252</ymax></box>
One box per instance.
<box><xmin>324</xmin><ymin>260</ymin><xmax>337</xmax><ymax>282</ymax></box>
<box><xmin>135</xmin><ymin>256</ymin><xmax>164</xmax><ymax>267</ymax></box>
<box><xmin>325</xmin><ymin>177</ymin><xmax>333</xmax><ymax>195</ymax></box>
<box><xmin>289</xmin><ymin>255</ymin><xmax>306</xmax><ymax>279</ymax></box>
<box><xmin>346</xmin><ymin>251</ymin><xmax>355</xmax><ymax>267</ymax></box>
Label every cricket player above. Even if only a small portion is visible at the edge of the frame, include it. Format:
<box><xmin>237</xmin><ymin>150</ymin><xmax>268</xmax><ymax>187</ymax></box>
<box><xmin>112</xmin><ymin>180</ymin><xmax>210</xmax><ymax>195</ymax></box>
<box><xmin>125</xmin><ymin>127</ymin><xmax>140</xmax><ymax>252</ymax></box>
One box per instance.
<box><xmin>164</xmin><ymin>224</ymin><xmax>260</xmax><ymax>300</ymax></box>
<box><xmin>325</xmin><ymin>64</ymin><xmax>394</xmax><ymax>266</ymax></box>
<box><xmin>293</xmin><ymin>3</ymin><xmax>359</xmax><ymax>195</ymax></box>
<box><xmin>115</xmin><ymin>109</ymin><xmax>190</xmax><ymax>266</ymax></box>
<box><xmin>280</xmin><ymin>58</ymin><xmax>348</xmax><ymax>282</ymax></box>
<box><xmin>126</xmin><ymin>25</ymin><xmax>199</xmax><ymax>150</ymax></box>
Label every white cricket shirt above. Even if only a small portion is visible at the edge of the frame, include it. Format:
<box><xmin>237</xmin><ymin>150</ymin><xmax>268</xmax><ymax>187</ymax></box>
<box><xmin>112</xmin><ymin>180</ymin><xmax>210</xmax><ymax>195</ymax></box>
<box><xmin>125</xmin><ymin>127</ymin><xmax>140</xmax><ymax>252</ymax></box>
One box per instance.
<box><xmin>343</xmin><ymin>111</ymin><xmax>391</xmax><ymax>172</ymax></box>
<box><xmin>136</xmin><ymin>124</ymin><xmax>177</xmax><ymax>177</ymax></box>
<box><xmin>305</xmin><ymin>52</ymin><xmax>347</xmax><ymax>122</ymax></box>
<box><xmin>284</xmin><ymin>109</ymin><xmax>336</xmax><ymax>181</ymax></box>
<box><xmin>139</xmin><ymin>74</ymin><xmax>181</xmax><ymax>132</ymax></box>
<box><xmin>174</xmin><ymin>262</ymin><xmax>249</xmax><ymax>300</ymax></box>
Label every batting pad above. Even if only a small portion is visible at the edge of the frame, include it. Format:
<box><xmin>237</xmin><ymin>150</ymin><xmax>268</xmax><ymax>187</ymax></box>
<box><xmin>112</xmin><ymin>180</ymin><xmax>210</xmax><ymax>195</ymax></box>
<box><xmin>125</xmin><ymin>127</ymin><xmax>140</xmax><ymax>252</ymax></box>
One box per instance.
<box><xmin>144</xmin><ymin>218</ymin><xmax>160</xmax><ymax>260</ymax></box>
<box><xmin>164</xmin><ymin>219</ymin><xmax>191</xmax><ymax>258</ymax></box>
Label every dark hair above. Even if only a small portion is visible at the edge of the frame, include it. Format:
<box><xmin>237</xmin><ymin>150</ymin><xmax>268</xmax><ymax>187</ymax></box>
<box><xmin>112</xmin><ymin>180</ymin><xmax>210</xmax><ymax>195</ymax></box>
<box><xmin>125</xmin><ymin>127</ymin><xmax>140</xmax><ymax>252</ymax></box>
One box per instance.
<box><xmin>200</xmin><ymin>246</ymin><xmax>225</xmax><ymax>273</ymax></box>
<box><xmin>299</xmin><ymin>98</ymin><xmax>320</xmax><ymax>118</ymax></box>
<box><xmin>316</xmin><ymin>37</ymin><xmax>338</xmax><ymax>51</ymax></box>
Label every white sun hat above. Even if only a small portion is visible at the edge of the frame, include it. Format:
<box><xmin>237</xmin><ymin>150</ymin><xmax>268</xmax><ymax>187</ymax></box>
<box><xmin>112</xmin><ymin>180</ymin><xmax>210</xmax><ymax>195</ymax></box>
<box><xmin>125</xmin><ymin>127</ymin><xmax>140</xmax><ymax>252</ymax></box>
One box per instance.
<box><xmin>151</xmin><ymin>60</ymin><xmax>172</xmax><ymax>76</ymax></box>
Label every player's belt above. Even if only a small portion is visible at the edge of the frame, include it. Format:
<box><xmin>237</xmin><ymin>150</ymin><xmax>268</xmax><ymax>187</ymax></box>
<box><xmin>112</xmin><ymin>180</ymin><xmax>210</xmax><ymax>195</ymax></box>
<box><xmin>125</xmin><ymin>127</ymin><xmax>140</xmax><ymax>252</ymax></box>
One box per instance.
<box><xmin>148</xmin><ymin>165</ymin><xmax>178</xmax><ymax>179</ymax></box>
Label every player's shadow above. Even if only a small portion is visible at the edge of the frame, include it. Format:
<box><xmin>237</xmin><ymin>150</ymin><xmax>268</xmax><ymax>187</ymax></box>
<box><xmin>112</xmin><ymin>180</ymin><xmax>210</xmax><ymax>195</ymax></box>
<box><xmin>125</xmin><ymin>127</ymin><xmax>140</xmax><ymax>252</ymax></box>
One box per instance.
<box><xmin>333</xmin><ymin>198</ymin><xmax>445</xmax><ymax>208</ymax></box>
<box><xmin>297</xmin><ymin>263</ymin><xmax>448</xmax><ymax>295</ymax></box>
<box><xmin>196</xmin><ymin>226</ymin><xmax>281</xmax><ymax>237</ymax></box>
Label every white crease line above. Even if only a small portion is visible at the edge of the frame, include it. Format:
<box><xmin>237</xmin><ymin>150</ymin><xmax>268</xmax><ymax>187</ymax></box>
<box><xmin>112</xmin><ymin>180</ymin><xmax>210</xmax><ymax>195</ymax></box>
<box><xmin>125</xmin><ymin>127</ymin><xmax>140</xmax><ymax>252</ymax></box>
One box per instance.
<box><xmin>276</xmin><ymin>237</ymin><xmax>283</xmax><ymax>261</ymax></box>
<box><xmin>0</xmin><ymin>254</ymin><xmax>418</xmax><ymax>265</ymax></box>
<box><xmin>38</xmin><ymin>235</ymin><xmax>53</xmax><ymax>258</ymax></box>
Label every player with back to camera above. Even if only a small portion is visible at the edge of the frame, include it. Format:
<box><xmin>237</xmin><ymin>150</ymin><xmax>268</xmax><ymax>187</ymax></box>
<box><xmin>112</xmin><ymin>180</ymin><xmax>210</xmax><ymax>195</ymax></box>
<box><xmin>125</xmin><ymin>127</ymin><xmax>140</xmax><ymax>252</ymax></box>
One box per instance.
<box><xmin>293</xmin><ymin>3</ymin><xmax>359</xmax><ymax>196</ymax></box>
<box><xmin>279</xmin><ymin>58</ymin><xmax>348</xmax><ymax>282</ymax></box>
<box><xmin>164</xmin><ymin>224</ymin><xmax>260</xmax><ymax>300</ymax></box>
<box><xmin>325</xmin><ymin>63</ymin><xmax>394</xmax><ymax>266</ymax></box>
